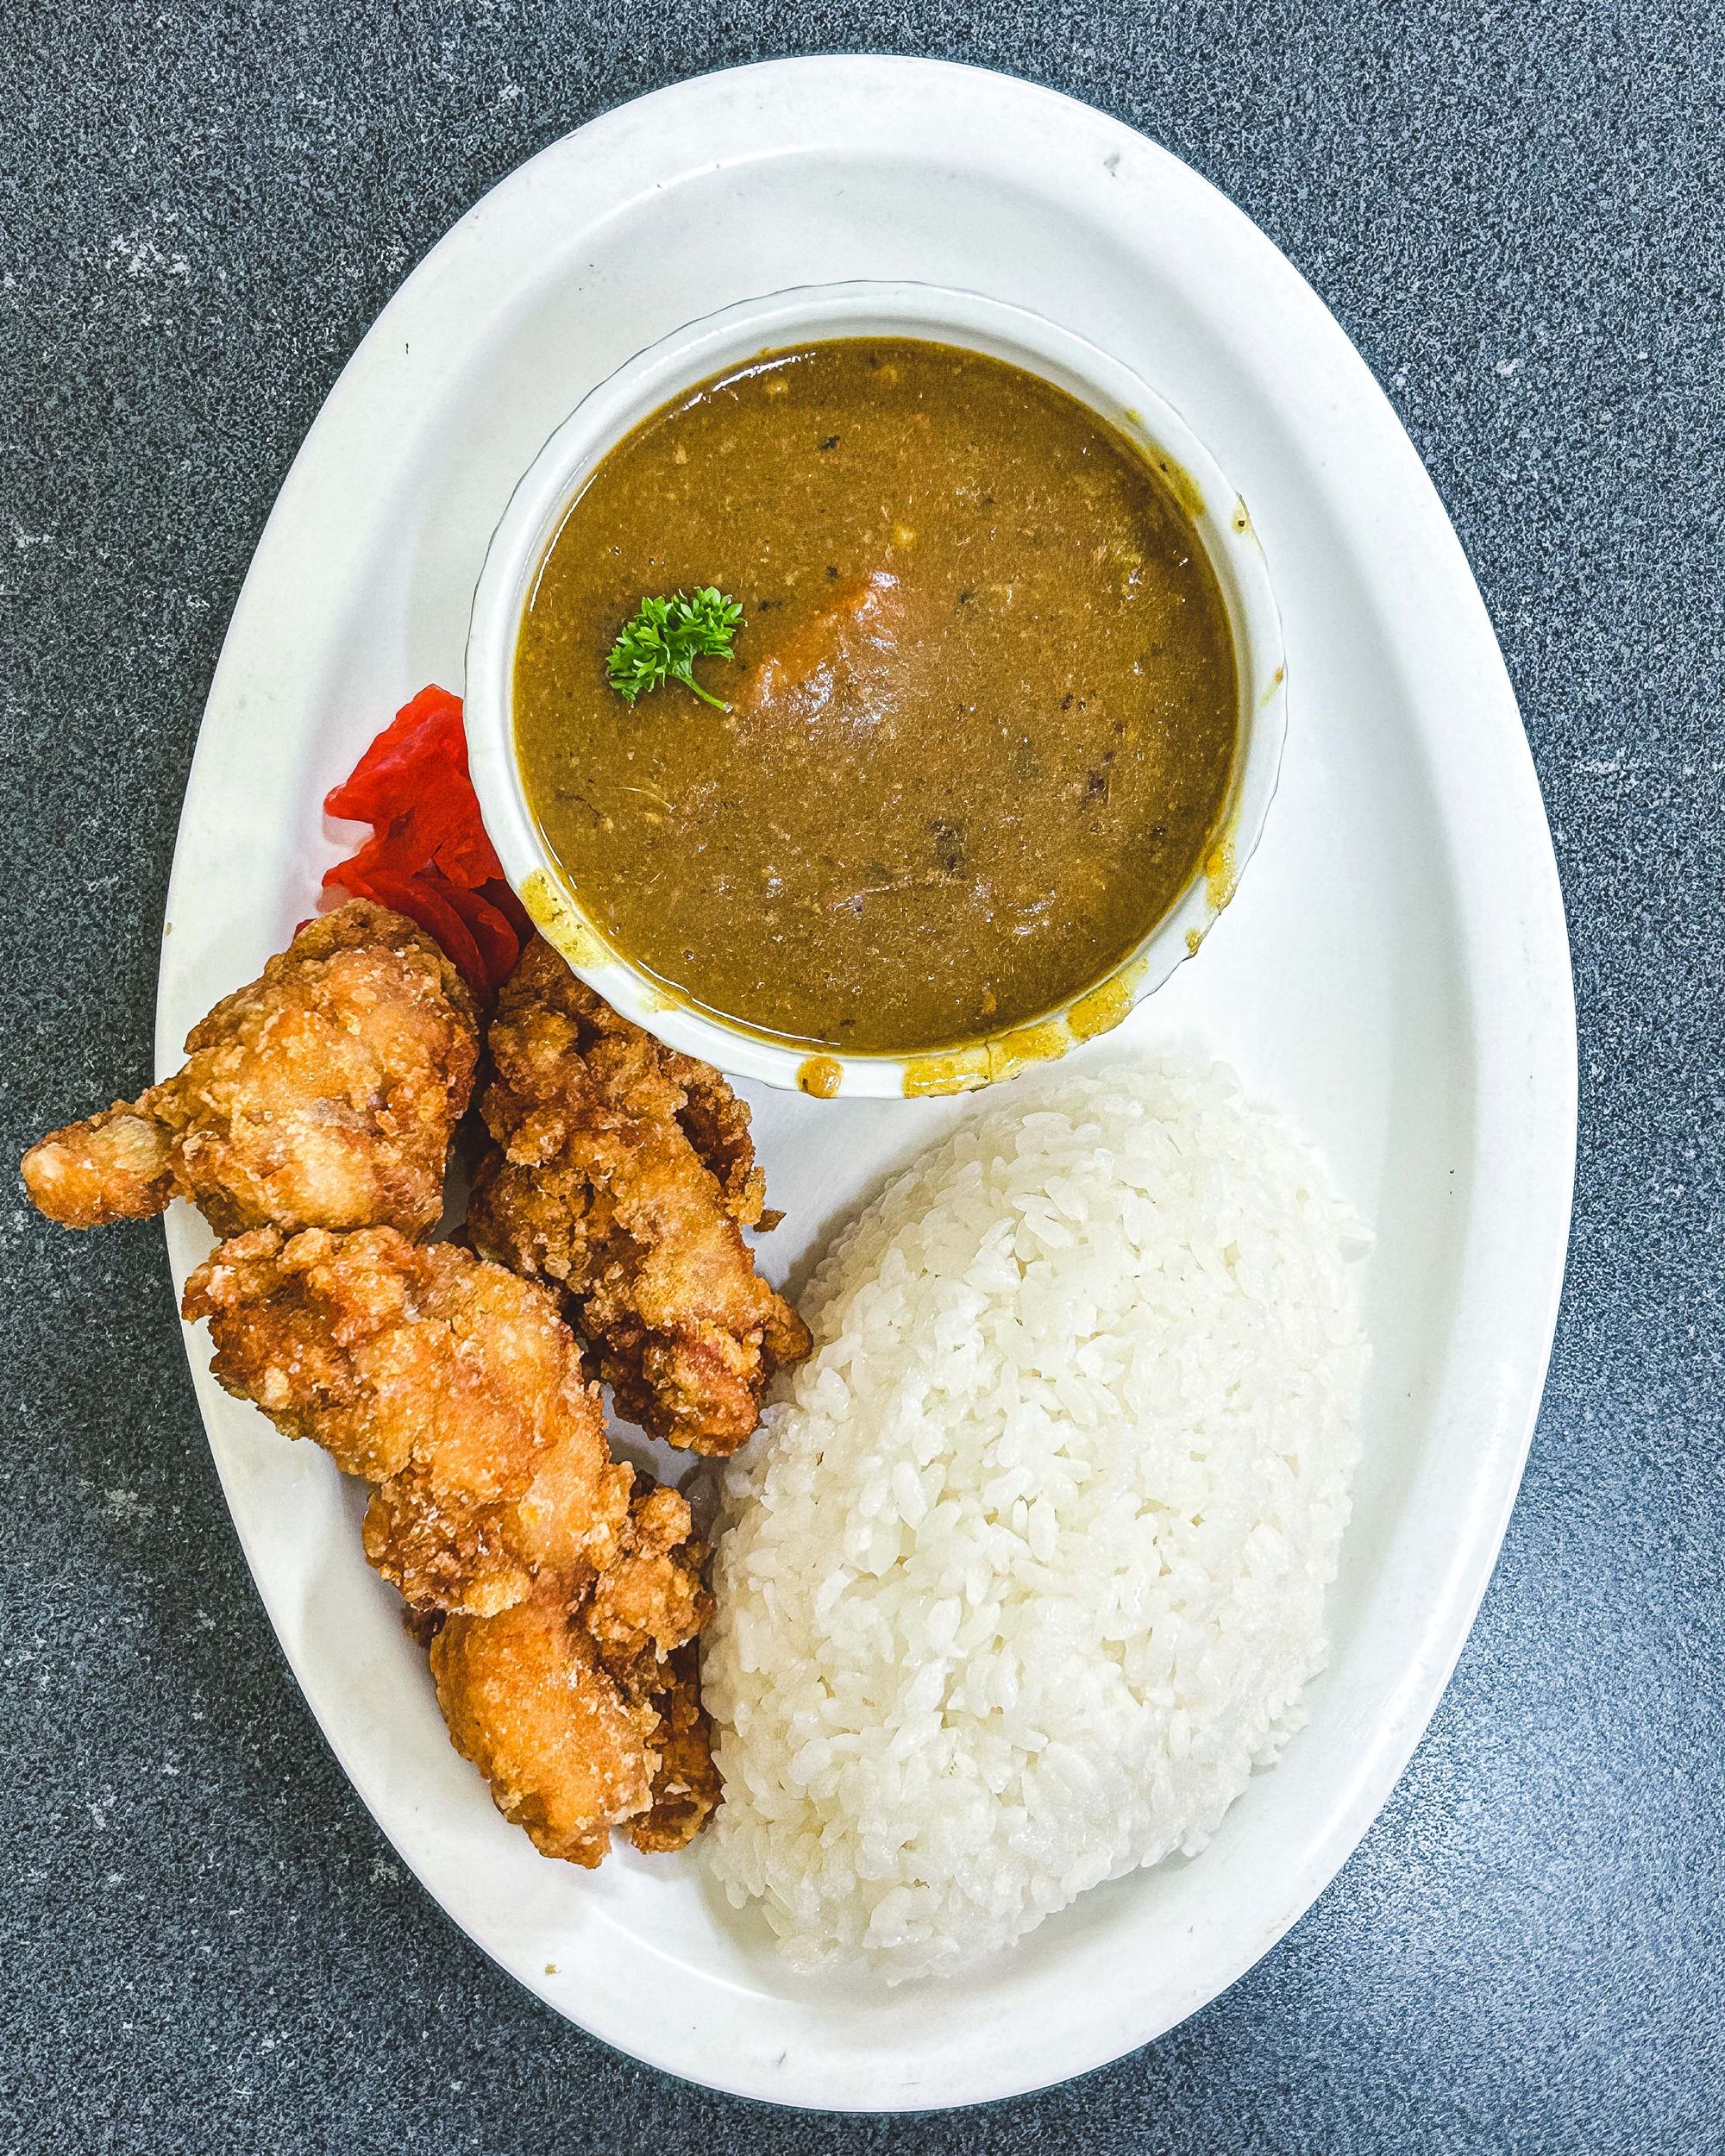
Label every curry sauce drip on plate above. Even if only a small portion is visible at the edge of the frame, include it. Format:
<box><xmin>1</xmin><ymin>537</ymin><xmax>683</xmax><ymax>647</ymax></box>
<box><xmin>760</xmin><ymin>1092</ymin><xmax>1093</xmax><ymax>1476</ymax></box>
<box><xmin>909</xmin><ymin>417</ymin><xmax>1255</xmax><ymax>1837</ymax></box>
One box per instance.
<box><xmin>515</xmin><ymin>339</ymin><xmax>1238</xmax><ymax>1055</ymax></box>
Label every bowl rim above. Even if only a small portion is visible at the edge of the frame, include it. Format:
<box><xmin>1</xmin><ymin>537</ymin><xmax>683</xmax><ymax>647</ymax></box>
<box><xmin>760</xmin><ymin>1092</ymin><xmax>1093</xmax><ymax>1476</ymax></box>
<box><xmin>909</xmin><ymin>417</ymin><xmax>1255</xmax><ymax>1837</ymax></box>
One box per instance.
<box><xmin>464</xmin><ymin>277</ymin><xmax>1288</xmax><ymax>1096</ymax></box>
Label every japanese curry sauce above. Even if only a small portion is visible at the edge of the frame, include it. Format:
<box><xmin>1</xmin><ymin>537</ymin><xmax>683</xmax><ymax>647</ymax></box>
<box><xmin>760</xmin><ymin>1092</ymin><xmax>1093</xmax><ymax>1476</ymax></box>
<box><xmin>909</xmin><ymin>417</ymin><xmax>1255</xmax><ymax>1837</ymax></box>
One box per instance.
<box><xmin>514</xmin><ymin>341</ymin><xmax>1238</xmax><ymax>1056</ymax></box>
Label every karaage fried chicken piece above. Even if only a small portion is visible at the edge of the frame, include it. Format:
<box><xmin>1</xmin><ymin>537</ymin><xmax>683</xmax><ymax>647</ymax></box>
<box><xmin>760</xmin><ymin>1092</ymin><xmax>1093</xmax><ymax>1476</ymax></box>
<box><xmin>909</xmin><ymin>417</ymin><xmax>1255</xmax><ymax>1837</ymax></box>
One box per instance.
<box><xmin>182</xmin><ymin>1224</ymin><xmax>631</xmax><ymax>1614</ymax></box>
<box><xmin>587</xmin><ymin>1482</ymin><xmax>711</xmax><ymax>1669</ymax></box>
<box><xmin>467</xmin><ymin>938</ymin><xmax>810</xmax><ymax>1455</ymax></box>
<box><xmin>185</xmin><ymin>1226</ymin><xmax>720</xmax><ymax>1863</ymax></box>
<box><xmin>628</xmin><ymin>1645</ymin><xmax>723</xmax><ymax>1856</ymax></box>
<box><xmin>598</xmin><ymin>1484</ymin><xmax>718</xmax><ymax>1855</ymax></box>
<box><xmin>23</xmin><ymin>902</ymin><xmax>476</xmax><ymax>1238</ymax></box>
<box><xmin>431</xmin><ymin>1482</ymin><xmax>718</xmax><ymax>1865</ymax></box>
<box><xmin>433</xmin><ymin>1589</ymin><xmax>660</xmax><ymax>1866</ymax></box>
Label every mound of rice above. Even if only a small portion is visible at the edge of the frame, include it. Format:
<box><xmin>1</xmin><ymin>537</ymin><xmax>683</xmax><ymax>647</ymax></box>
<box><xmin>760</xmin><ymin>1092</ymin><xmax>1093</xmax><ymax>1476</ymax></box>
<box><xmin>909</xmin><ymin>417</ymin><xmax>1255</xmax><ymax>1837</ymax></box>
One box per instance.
<box><xmin>702</xmin><ymin>1059</ymin><xmax>1369</xmax><ymax>1980</ymax></box>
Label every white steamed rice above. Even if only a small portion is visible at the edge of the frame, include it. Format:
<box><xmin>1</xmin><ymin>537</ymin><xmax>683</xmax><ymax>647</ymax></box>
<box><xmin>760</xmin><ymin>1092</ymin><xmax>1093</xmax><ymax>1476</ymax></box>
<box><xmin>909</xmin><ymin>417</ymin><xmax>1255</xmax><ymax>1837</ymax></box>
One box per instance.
<box><xmin>701</xmin><ymin>1059</ymin><xmax>1370</xmax><ymax>1980</ymax></box>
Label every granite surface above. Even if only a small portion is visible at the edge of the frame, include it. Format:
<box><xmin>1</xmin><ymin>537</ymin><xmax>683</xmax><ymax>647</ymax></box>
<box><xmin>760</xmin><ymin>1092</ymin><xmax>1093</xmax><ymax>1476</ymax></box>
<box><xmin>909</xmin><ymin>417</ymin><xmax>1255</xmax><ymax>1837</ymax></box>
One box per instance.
<box><xmin>3</xmin><ymin>3</ymin><xmax>1722</xmax><ymax>2150</ymax></box>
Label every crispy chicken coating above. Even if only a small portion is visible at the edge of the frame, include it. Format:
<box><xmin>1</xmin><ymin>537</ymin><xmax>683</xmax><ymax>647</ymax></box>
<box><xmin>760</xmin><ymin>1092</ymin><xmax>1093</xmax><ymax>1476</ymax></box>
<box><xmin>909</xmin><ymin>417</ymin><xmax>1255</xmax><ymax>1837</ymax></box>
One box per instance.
<box><xmin>182</xmin><ymin>1222</ymin><xmax>721</xmax><ymax>1859</ymax></box>
<box><xmin>182</xmin><ymin>1225</ymin><xmax>631</xmax><ymax>1615</ymax></box>
<box><xmin>432</xmin><ymin>1590</ymin><xmax>659</xmax><ymax>1867</ymax></box>
<box><xmin>431</xmin><ymin>1483</ymin><xmax>718</xmax><ymax>1865</ymax></box>
<box><xmin>587</xmin><ymin>1482</ymin><xmax>712</xmax><ymax>1670</ymax></box>
<box><xmin>31</xmin><ymin>897</ymin><xmax>731</xmax><ymax>1868</ymax></box>
<box><xmin>627</xmin><ymin>1644</ymin><xmax>723</xmax><ymax>1856</ymax></box>
<box><xmin>467</xmin><ymin>938</ymin><xmax>810</xmax><ymax>1454</ymax></box>
<box><xmin>23</xmin><ymin>902</ymin><xmax>476</xmax><ymax>1238</ymax></box>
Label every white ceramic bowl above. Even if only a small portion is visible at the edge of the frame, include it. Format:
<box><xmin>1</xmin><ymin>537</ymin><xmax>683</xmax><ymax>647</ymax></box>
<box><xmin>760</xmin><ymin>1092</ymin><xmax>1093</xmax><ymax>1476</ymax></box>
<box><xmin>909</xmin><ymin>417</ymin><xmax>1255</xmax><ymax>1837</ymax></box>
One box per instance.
<box><xmin>466</xmin><ymin>279</ymin><xmax>1287</xmax><ymax>1095</ymax></box>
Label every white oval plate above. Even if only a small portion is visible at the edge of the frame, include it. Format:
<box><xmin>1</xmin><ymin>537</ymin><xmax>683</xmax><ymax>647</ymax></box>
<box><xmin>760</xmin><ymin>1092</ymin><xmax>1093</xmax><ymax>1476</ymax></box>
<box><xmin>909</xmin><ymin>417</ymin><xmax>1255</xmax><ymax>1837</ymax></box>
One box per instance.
<box><xmin>158</xmin><ymin>58</ymin><xmax>1576</xmax><ymax>2113</ymax></box>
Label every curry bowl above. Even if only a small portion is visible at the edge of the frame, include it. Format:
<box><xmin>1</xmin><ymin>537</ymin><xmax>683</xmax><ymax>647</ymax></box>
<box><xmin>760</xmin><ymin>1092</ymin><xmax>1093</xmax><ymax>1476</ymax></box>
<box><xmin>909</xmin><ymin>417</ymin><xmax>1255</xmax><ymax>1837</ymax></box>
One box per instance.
<box><xmin>465</xmin><ymin>279</ymin><xmax>1288</xmax><ymax>1097</ymax></box>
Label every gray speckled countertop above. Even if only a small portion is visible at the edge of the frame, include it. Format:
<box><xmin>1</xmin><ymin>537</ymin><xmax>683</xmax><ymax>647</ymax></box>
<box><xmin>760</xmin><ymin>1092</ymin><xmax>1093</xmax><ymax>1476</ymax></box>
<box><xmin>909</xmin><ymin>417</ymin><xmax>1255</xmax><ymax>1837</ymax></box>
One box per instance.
<box><xmin>3</xmin><ymin>6</ymin><xmax>1722</xmax><ymax>2151</ymax></box>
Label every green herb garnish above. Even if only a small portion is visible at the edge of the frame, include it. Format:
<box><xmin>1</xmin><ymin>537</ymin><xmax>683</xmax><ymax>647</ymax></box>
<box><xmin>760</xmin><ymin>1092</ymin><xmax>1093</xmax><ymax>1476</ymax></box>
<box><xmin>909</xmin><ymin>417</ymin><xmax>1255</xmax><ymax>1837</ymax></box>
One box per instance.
<box><xmin>605</xmin><ymin>587</ymin><xmax>743</xmax><ymax>711</ymax></box>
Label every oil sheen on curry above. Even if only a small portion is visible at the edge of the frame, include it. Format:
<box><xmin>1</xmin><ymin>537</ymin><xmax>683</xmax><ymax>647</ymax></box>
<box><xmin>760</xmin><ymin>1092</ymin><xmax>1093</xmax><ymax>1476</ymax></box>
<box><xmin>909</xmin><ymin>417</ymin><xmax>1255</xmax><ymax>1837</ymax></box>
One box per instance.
<box><xmin>515</xmin><ymin>339</ymin><xmax>1239</xmax><ymax>1056</ymax></box>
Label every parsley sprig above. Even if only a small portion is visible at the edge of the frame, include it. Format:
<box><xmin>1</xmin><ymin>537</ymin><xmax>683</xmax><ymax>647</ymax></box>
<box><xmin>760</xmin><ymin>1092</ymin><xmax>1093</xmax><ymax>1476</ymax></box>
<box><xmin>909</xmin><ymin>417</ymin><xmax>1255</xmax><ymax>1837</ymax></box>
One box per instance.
<box><xmin>605</xmin><ymin>587</ymin><xmax>743</xmax><ymax>711</ymax></box>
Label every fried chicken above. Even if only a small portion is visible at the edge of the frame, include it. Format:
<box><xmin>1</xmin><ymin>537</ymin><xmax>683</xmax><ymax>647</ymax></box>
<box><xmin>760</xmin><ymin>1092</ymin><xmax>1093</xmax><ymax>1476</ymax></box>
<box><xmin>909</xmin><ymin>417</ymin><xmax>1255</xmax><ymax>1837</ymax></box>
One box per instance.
<box><xmin>29</xmin><ymin>898</ymin><xmax>750</xmax><ymax>1865</ymax></box>
<box><xmin>586</xmin><ymin>1482</ymin><xmax>710</xmax><ymax>1669</ymax></box>
<box><xmin>432</xmin><ymin>1590</ymin><xmax>660</xmax><ymax>1866</ymax></box>
<box><xmin>183</xmin><ymin>1222</ymin><xmax>722</xmax><ymax>1860</ymax></box>
<box><xmin>628</xmin><ymin>1644</ymin><xmax>723</xmax><ymax>1856</ymax></box>
<box><xmin>467</xmin><ymin>938</ymin><xmax>810</xmax><ymax>1455</ymax></box>
<box><xmin>431</xmin><ymin>1482</ymin><xmax>718</xmax><ymax>1865</ymax></box>
<box><xmin>182</xmin><ymin>1225</ymin><xmax>632</xmax><ymax>1615</ymax></box>
<box><xmin>22</xmin><ymin>902</ymin><xmax>476</xmax><ymax>1238</ymax></box>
